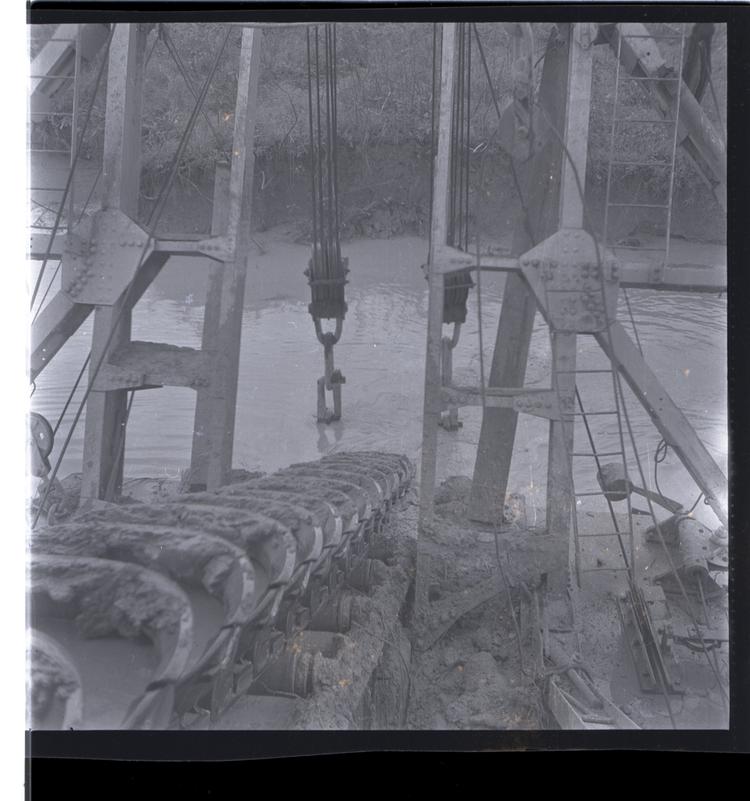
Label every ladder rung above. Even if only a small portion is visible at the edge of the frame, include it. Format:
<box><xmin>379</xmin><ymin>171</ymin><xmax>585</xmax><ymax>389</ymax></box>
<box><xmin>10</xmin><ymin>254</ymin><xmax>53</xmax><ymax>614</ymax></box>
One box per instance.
<box><xmin>613</xmin><ymin>118</ymin><xmax>677</xmax><ymax>125</ymax></box>
<box><xmin>544</xmin><ymin>288</ymin><xmax>607</xmax><ymax>294</ymax></box>
<box><xmin>581</xmin><ymin>717</ymin><xmax>616</xmax><ymax>727</ymax></box>
<box><xmin>28</xmin><ymin>149</ymin><xmax>72</xmax><ymax>154</ymax></box>
<box><xmin>29</xmin><ymin>187</ymin><xmax>66</xmax><ymax>192</ymax></box>
<box><xmin>578</xmin><ymin>532</ymin><xmax>630</xmax><ymax>539</ymax></box>
<box><xmin>611</xmin><ymin>245</ymin><xmax>667</xmax><ymax>252</ymax></box>
<box><xmin>608</xmin><ymin>202</ymin><xmax>670</xmax><ymax>209</ymax></box>
<box><xmin>29</xmin><ymin>37</ymin><xmax>78</xmax><ymax>42</ymax></box>
<box><xmin>581</xmin><ymin>567</ymin><xmax>631</xmax><ymax>573</ymax></box>
<box><xmin>30</xmin><ymin>74</ymin><xmax>75</xmax><ymax>80</ymax></box>
<box><xmin>557</xmin><ymin>369</ymin><xmax>612</xmax><ymax>375</ymax></box>
<box><xmin>610</xmin><ymin>160</ymin><xmax>672</xmax><ymax>168</ymax></box>
<box><xmin>619</xmin><ymin>76</ymin><xmax>680</xmax><ymax>83</ymax></box>
<box><xmin>575</xmin><ymin>491</ymin><xmax>610</xmax><ymax>498</ymax></box>
<box><xmin>620</xmin><ymin>33</ymin><xmax>684</xmax><ymax>40</ymax></box>
<box><xmin>565</xmin><ymin>411</ymin><xmax>619</xmax><ymax>418</ymax></box>
<box><xmin>571</xmin><ymin>451</ymin><xmax>624</xmax><ymax>458</ymax></box>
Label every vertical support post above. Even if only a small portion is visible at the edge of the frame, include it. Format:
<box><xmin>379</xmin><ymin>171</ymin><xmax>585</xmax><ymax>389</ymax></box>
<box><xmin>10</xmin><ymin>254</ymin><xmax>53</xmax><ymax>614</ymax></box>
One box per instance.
<box><xmin>81</xmin><ymin>302</ymin><xmax>132</xmax><ymax>500</ymax></box>
<box><xmin>559</xmin><ymin>26</ymin><xmax>594</xmax><ymax>230</ymax></box>
<box><xmin>190</xmin><ymin>164</ymin><xmax>230</xmax><ymax>490</ymax></box>
<box><xmin>81</xmin><ymin>23</ymin><xmax>146</xmax><ymax>501</ymax></box>
<box><xmin>100</xmin><ymin>25</ymin><xmax>145</xmax><ymax>215</ymax></box>
<box><xmin>189</xmin><ymin>27</ymin><xmax>262</xmax><ymax>490</ymax></box>
<box><xmin>67</xmin><ymin>25</ymin><xmax>82</xmax><ymax>230</ymax></box>
<box><xmin>414</xmin><ymin>23</ymin><xmax>457</xmax><ymax>639</ymax></box>
<box><xmin>418</xmin><ymin>22</ymin><xmax>457</xmax><ymax>528</ymax></box>
<box><xmin>546</xmin><ymin>24</ymin><xmax>594</xmax><ymax>537</ymax></box>
<box><xmin>469</xmin><ymin>23</ymin><xmax>573</xmax><ymax>523</ymax></box>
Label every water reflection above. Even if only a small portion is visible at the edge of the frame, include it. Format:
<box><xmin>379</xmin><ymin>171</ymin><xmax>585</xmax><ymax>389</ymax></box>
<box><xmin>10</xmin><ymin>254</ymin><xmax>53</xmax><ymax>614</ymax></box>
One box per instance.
<box><xmin>31</xmin><ymin>235</ymin><xmax>727</xmax><ymax>526</ymax></box>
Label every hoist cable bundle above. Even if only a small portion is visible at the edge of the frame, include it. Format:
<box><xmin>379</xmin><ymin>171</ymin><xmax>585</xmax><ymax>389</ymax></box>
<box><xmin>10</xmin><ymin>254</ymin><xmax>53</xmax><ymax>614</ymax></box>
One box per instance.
<box><xmin>304</xmin><ymin>24</ymin><xmax>347</xmax><ymax>423</ymax></box>
<box><xmin>305</xmin><ymin>24</ymin><xmax>348</xmax><ymax>324</ymax></box>
<box><xmin>434</xmin><ymin>22</ymin><xmax>475</xmax><ymax>326</ymax></box>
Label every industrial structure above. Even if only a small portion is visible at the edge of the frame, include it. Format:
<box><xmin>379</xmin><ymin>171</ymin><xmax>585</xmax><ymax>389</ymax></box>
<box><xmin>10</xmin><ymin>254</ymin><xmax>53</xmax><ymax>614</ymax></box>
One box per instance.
<box><xmin>27</xmin><ymin>20</ymin><xmax>728</xmax><ymax>731</ymax></box>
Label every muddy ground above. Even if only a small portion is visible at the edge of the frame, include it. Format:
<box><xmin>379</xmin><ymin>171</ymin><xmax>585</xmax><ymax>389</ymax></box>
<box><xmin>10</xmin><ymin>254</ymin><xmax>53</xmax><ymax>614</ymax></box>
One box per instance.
<box><xmin>403</xmin><ymin>476</ymin><xmax>561</xmax><ymax>730</ymax></box>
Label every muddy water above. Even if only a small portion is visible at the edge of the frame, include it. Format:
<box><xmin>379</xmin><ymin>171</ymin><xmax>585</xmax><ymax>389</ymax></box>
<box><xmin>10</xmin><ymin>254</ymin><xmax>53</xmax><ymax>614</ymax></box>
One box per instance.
<box><xmin>31</xmin><ymin>233</ymin><xmax>727</xmax><ymax>527</ymax></box>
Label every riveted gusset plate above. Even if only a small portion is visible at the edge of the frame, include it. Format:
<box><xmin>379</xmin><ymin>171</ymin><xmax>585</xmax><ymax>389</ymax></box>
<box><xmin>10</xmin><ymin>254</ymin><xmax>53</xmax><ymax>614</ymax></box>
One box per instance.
<box><xmin>61</xmin><ymin>209</ymin><xmax>153</xmax><ymax>306</ymax></box>
<box><xmin>520</xmin><ymin>228</ymin><xmax>620</xmax><ymax>333</ymax></box>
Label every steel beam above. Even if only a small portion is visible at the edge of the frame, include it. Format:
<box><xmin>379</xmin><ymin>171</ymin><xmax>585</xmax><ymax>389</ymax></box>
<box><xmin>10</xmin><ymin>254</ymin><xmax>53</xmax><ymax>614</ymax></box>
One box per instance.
<box><xmin>189</xmin><ymin>28</ymin><xmax>263</xmax><ymax>491</ymax></box>
<box><xmin>414</xmin><ymin>23</ymin><xmax>457</xmax><ymax>634</ymax></box>
<box><xmin>30</xmin><ymin>22</ymin><xmax>110</xmax><ymax>104</ymax></box>
<box><xmin>595</xmin><ymin>322</ymin><xmax>728</xmax><ymax>527</ymax></box>
<box><xmin>441</xmin><ymin>385</ymin><xmax>560</xmax><ymax>420</ymax></box>
<box><xmin>546</xmin><ymin>25</ymin><xmax>594</xmax><ymax>539</ymax></box>
<box><xmin>418</xmin><ymin>22</ymin><xmax>457</xmax><ymax>527</ymax></box>
<box><xmin>29</xmin><ymin>24</ymin><xmax>79</xmax><ymax>99</ymax></box>
<box><xmin>469</xmin><ymin>23</ymin><xmax>573</xmax><ymax>523</ymax></box>
<box><xmin>29</xmin><ymin>249</ymin><xmax>169</xmax><ymax>383</ymax></box>
<box><xmin>101</xmin><ymin>25</ymin><xmax>145</xmax><ymax>216</ymax></box>
<box><xmin>80</xmin><ymin>297</ymin><xmax>132</xmax><ymax>500</ymax></box>
<box><xmin>93</xmin><ymin>342</ymin><xmax>210</xmax><ymax>391</ymax></box>
<box><xmin>30</xmin><ymin>292</ymin><xmax>92</xmax><ymax>382</ymax></box>
<box><xmin>615</xmin><ymin>261</ymin><xmax>726</xmax><ymax>292</ymax></box>
<box><xmin>29</xmin><ymin>232</ymin><xmax>65</xmax><ymax>261</ymax></box>
<box><xmin>81</xmin><ymin>23</ymin><xmax>147</xmax><ymax>500</ymax></box>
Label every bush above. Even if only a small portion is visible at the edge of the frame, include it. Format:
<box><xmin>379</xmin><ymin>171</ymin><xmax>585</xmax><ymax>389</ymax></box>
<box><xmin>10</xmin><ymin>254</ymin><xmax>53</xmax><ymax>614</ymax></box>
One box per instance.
<box><xmin>33</xmin><ymin>22</ymin><xmax>726</xmax><ymax>241</ymax></box>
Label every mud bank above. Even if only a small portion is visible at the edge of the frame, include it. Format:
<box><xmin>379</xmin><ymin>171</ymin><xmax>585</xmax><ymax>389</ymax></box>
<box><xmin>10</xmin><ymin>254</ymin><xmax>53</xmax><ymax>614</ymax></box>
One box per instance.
<box><xmin>406</xmin><ymin>476</ymin><xmax>561</xmax><ymax>730</ymax></box>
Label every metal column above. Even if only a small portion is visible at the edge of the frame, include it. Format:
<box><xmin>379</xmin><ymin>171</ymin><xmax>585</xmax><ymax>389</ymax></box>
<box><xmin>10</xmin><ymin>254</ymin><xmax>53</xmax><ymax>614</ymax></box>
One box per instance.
<box><xmin>546</xmin><ymin>24</ymin><xmax>594</xmax><ymax>538</ymax></box>
<box><xmin>414</xmin><ymin>23</ymin><xmax>457</xmax><ymax>631</ymax></box>
<box><xmin>189</xmin><ymin>27</ymin><xmax>263</xmax><ymax>490</ymax></box>
<box><xmin>418</xmin><ymin>22</ymin><xmax>457</xmax><ymax>528</ymax></box>
<box><xmin>469</xmin><ymin>23</ymin><xmax>574</xmax><ymax>524</ymax></box>
<box><xmin>80</xmin><ymin>23</ymin><xmax>146</xmax><ymax>500</ymax></box>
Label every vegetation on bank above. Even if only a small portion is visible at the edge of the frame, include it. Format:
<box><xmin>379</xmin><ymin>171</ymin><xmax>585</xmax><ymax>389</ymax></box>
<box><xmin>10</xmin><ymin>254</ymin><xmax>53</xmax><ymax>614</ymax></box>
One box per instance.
<box><xmin>30</xmin><ymin>22</ymin><xmax>727</xmax><ymax>242</ymax></box>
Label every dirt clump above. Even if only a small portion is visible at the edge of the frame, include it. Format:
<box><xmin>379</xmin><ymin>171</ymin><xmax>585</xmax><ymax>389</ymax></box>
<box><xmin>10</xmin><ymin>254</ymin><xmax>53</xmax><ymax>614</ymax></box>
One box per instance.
<box><xmin>406</xmin><ymin>476</ymin><xmax>551</xmax><ymax>730</ymax></box>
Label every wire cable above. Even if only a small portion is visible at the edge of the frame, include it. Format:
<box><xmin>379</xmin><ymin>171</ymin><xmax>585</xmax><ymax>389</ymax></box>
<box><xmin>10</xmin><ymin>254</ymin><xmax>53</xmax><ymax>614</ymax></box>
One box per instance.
<box><xmin>471</xmin><ymin>23</ymin><xmax>536</xmax><ymax>247</ymax></box>
<box><xmin>160</xmin><ymin>26</ymin><xmax>230</xmax><ymax>160</ymax></box>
